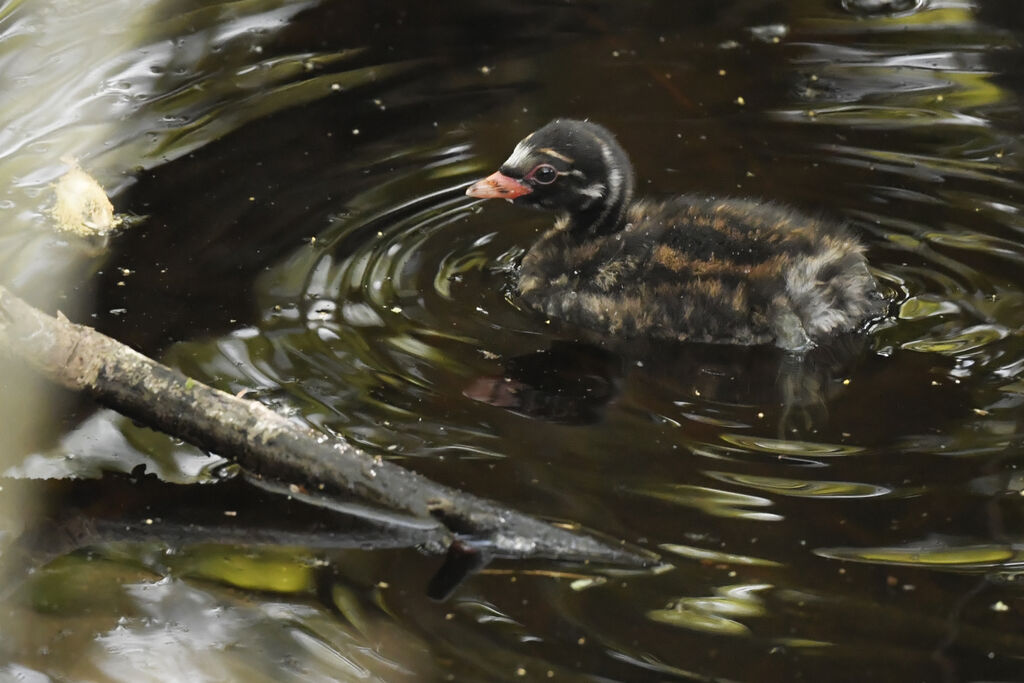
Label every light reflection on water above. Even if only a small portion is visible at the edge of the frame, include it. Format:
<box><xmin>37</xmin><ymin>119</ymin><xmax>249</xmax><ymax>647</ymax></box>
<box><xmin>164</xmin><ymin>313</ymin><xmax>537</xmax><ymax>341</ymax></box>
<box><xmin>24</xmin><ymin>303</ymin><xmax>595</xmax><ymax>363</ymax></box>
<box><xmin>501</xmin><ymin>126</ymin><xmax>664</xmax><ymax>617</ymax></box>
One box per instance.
<box><xmin>6</xmin><ymin>0</ymin><xmax>1024</xmax><ymax>681</ymax></box>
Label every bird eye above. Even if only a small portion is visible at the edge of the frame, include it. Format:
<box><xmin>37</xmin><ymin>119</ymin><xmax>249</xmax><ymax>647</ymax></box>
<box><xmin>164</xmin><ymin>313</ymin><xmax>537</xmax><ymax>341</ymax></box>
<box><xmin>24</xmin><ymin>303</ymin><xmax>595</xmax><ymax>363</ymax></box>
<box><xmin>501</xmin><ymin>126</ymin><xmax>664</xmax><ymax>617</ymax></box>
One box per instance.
<box><xmin>528</xmin><ymin>164</ymin><xmax>558</xmax><ymax>185</ymax></box>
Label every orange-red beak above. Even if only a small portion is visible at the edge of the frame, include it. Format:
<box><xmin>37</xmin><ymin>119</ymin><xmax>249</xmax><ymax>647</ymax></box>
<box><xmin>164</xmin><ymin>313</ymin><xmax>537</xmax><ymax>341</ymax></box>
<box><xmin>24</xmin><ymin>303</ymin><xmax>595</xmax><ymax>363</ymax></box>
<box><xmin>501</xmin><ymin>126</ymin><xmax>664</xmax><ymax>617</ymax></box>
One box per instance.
<box><xmin>465</xmin><ymin>171</ymin><xmax>532</xmax><ymax>200</ymax></box>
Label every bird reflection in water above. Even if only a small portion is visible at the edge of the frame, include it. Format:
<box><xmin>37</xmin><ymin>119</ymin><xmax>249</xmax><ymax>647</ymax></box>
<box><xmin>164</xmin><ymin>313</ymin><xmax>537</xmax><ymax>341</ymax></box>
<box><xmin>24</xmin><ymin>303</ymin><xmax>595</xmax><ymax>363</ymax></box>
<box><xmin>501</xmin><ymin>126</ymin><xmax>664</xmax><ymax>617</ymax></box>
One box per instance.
<box><xmin>464</xmin><ymin>332</ymin><xmax>878</xmax><ymax>437</ymax></box>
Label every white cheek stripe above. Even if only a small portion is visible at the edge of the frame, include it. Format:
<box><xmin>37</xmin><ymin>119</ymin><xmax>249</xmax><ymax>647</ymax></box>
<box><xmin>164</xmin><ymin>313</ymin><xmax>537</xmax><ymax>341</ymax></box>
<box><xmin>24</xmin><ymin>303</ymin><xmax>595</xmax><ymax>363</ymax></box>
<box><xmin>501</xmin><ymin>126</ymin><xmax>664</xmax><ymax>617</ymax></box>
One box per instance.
<box><xmin>591</xmin><ymin>139</ymin><xmax>622</xmax><ymax>230</ymax></box>
<box><xmin>600</xmin><ymin>141</ymin><xmax>621</xmax><ymax>198</ymax></box>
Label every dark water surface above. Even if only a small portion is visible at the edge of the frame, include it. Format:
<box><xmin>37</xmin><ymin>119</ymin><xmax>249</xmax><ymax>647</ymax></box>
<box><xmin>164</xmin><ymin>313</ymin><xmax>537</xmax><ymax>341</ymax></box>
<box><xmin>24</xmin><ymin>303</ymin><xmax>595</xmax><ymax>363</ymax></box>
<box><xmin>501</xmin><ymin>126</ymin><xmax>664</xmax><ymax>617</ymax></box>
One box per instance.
<box><xmin>5</xmin><ymin>0</ymin><xmax>1024</xmax><ymax>681</ymax></box>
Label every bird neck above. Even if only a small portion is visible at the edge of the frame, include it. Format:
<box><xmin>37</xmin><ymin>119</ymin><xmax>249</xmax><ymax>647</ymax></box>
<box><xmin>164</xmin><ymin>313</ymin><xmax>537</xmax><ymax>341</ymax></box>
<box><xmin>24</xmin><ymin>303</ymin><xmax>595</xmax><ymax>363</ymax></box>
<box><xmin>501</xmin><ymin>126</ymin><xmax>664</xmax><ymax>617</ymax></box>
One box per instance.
<box><xmin>568</xmin><ymin>169</ymin><xmax>634</xmax><ymax>238</ymax></box>
<box><xmin>568</xmin><ymin>199</ymin><xmax>628</xmax><ymax>238</ymax></box>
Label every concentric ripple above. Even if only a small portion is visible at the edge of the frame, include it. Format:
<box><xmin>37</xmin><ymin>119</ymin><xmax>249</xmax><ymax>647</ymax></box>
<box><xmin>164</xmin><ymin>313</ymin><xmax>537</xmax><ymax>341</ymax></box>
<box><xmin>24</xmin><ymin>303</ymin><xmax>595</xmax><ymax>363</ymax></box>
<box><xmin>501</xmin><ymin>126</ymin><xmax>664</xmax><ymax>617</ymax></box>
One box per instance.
<box><xmin>231</xmin><ymin>148</ymin><xmax>555</xmax><ymax>458</ymax></box>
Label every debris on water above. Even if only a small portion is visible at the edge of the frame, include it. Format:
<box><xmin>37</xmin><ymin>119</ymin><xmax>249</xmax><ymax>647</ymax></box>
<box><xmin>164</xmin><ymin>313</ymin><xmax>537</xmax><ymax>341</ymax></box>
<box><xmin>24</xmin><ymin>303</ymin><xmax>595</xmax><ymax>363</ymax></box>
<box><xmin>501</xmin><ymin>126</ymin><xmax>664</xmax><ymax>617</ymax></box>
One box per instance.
<box><xmin>748</xmin><ymin>24</ymin><xmax>788</xmax><ymax>43</ymax></box>
<box><xmin>841</xmin><ymin>0</ymin><xmax>921</xmax><ymax>16</ymax></box>
<box><xmin>51</xmin><ymin>158</ymin><xmax>122</xmax><ymax>236</ymax></box>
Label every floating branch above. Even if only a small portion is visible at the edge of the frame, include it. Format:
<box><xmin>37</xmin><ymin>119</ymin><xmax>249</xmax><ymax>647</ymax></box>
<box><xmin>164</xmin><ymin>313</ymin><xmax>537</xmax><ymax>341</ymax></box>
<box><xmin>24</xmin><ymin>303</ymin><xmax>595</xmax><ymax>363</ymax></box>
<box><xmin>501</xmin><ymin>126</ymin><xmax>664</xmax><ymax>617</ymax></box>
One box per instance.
<box><xmin>0</xmin><ymin>285</ymin><xmax>656</xmax><ymax>569</ymax></box>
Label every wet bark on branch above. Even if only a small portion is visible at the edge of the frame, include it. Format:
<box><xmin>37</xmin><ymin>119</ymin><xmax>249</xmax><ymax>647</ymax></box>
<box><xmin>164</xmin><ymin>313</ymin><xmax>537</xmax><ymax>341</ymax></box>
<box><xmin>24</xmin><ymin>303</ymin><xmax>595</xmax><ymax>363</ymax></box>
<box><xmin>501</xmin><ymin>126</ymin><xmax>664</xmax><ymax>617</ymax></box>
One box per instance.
<box><xmin>0</xmin><ymin>285</ymin><xmax>656</xmax><ymax>568</ymax></box>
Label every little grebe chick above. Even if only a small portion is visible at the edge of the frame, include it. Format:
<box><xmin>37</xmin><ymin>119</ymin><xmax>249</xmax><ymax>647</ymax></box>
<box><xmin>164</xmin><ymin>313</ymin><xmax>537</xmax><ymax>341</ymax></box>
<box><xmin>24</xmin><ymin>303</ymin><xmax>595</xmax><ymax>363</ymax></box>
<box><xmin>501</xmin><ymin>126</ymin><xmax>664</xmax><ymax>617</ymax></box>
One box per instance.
<box><xmin>466</xmin><ymin>119</ymin><xmax>885</xmax><ymax>351</ymax></box>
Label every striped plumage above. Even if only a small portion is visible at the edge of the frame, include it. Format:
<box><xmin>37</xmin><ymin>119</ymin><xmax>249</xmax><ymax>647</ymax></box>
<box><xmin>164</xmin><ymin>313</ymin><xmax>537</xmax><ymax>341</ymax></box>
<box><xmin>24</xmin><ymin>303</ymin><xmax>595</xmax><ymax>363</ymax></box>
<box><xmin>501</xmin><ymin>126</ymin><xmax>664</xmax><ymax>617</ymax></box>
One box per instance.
<box><xmin>467</xmin><ymin>119</ymin><xmax>884</xmax><ymax>351</ymax></box>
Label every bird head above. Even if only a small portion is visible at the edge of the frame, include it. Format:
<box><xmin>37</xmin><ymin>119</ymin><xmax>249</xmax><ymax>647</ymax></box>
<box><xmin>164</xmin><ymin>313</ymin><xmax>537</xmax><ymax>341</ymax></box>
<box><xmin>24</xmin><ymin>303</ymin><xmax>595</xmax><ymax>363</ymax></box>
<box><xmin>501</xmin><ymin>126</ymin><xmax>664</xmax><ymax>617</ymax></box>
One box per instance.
<box><xmin>466</xmin><ymin>119</ymin><xmax>634</xmax><ymax>216</ymax></box>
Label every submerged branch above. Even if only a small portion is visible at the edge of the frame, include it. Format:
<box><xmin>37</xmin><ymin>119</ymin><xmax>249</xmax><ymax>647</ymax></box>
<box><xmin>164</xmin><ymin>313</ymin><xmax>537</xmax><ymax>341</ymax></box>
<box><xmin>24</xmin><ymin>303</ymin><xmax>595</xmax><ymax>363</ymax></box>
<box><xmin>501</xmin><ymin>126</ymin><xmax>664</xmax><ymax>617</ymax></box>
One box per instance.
<box><xmin>0</xmin><ymin>285</ymin><xmax>656</xmax><ymax>568</ymax></box>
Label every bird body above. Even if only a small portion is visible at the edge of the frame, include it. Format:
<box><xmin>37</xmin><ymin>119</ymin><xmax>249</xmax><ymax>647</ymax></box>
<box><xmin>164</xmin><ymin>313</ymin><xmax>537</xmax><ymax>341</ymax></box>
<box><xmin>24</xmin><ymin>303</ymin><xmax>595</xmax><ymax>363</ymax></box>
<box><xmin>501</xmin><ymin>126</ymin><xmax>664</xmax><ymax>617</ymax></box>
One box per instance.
<box><xmin>467</xmin><ymin>119</ymin><xmax>884</xmax><ymax>350</ymax></box>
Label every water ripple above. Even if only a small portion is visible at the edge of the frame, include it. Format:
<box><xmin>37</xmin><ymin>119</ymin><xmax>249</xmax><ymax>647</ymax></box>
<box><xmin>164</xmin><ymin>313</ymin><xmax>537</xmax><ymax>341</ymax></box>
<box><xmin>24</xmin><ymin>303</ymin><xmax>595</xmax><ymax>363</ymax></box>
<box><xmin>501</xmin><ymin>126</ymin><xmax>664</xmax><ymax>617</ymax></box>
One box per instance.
<box><xmin>816</xmin><ymin>539</ymin><xmax>1024</xmax><ymax>571</ymax></box>
<box><xmin>704</xmin><ymin>471</ymin><xmax>891</xmax><ymax>499</ymax></box>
